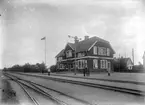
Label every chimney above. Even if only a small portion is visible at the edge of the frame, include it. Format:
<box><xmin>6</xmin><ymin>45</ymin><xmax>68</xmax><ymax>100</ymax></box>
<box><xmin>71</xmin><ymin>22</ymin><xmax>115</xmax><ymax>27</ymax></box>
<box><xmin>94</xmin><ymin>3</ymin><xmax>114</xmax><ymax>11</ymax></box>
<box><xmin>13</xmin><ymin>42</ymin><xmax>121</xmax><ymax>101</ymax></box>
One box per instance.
<box><xmin>74</xmin><ymin>36</ymin><xmax>79</xmax><ymax>44</ymax></box>
<box><xmin>84</xmin><ymin>36</ymin><xmax>89</xmax><ymax>40</ymax></box>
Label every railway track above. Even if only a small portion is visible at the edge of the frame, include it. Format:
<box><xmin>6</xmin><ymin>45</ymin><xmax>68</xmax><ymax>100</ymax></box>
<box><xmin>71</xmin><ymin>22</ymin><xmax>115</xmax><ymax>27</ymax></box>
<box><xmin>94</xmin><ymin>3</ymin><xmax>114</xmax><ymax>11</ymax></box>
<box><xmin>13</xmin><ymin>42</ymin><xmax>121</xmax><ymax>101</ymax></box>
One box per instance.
<box><xmin>7</xmin><ymin>76</ymin><xmax>40</xmax><ymax>105</ymax></box>
<box><xmin>16</xmin><ymin>81</ymin><xmax>40</xmax><ymax>105</ymax></box>
<box><xmin>4</xmin><ymin>73</ymin><xmax>94</xmax><ymax>105</ymax></box>
<box><xmin>10</xmin><ymin>72</ymin><xmax>145</xmax><ymax>96</ymax></box>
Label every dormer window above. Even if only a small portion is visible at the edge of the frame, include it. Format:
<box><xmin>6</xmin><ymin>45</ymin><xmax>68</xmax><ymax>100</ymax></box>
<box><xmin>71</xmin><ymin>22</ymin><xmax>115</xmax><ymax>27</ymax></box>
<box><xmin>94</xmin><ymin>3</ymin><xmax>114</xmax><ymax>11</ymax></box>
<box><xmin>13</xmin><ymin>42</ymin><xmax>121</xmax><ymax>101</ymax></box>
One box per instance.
<box><xmin>58</xmin><ymin>57</ymin><xmax>63</xmax><ymax>61</ymax></box>
<box><xmin>98</xmin><ymin>47</ymin><xmax>106</xmax><ymax>55</ymax></box>
<box><xmin>78</xmin><ymin>52</ymin><xmax>85</xmax><ymax>58</ymax></box>
<box><xmin>93</xmin><ymin>46</ymin><xmax>97</xmax><ymax>55</ymax></box>
<box><xmin>66</xmin><ymin>50</ymin><xmax>72</xmax><ymax>57</ymax></box>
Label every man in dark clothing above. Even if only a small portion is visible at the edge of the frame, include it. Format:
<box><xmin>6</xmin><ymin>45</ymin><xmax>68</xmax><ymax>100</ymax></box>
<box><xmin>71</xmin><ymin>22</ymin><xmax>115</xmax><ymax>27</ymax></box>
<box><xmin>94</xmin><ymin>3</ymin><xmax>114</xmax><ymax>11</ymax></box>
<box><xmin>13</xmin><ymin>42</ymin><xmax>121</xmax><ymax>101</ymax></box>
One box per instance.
<box><xmin>107</xmin><ymin>68</ymin><xmax>110</xmax><ymax>76</ymax></box>
<box><xmin>83</xmin><ymin>68</ymin><xmax>86</xmax><ymax>77</ymax></box>
<box><xmin>48</xmin><ymin>68</ymin><xmax>50</xmax><ymax>76</ymax></box>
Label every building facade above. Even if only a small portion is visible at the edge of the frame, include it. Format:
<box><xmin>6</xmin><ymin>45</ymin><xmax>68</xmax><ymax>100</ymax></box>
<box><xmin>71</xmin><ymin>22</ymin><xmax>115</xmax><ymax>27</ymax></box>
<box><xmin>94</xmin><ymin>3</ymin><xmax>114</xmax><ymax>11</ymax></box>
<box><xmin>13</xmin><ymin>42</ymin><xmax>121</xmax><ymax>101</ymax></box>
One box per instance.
<box><xmin>113</xmin><ymin>57</ymin><xmax>133</xmax><ymax>71</ymax></box>
<box><xmin>55</xmin><ymin>36</ymin><xmax>115</xmax><ymax>72</ymax></box>
<box><xmin>143</xmin><ymin>51</ymin><xmax>145</xmax><ymax>69</ymax></box>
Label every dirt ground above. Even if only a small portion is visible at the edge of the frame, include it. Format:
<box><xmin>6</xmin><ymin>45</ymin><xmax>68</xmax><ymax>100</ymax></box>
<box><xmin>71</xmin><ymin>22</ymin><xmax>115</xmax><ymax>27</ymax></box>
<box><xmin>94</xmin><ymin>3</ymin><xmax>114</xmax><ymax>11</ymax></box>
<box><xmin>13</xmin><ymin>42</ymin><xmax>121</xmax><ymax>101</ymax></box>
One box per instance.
<box><xmin>0</xmin><ymin>78</ymin><xmax>19</xmax><ymax>105</ymax></box>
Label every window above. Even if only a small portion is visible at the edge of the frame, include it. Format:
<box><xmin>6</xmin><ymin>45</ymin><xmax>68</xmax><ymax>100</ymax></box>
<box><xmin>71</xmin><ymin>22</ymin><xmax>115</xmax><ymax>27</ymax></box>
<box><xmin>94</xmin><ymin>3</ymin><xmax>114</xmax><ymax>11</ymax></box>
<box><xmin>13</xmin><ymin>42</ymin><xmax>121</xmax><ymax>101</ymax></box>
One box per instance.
<box><xmin>78</xmin><ymin>53</ymin><xmax>85</xmax><ymax>58</ymax></box>
<box><xmin>66</xmin><ymin>50</ymin><xmax>72</xmax><ymax>57</ymax></box>
<box><xmin>74</xmin><ymin>61</ymin><xmax>79</xmax><ymax>69</ymax></box>
<box><xmin>58</xmin><ymin>57</ymin><xmax>62</xmax><ymax>61</ymax></box>
<box><xmin>77</xmin><ymin>60</ymin><xmax>87</xmax><ymax>69</ymax></box>
<box><xmin>84</xmin><ymin>60</ymin><xmax>87</xmax><ymax>68</ymax></box>
<box><xmin>102</xmin><ymin>48</ymin><xmax>106</xmax><ymax>55</ymax></box>
<box><xmin>93</xmin><ymin>59</ymin><xmax>98</xmax><ymax>69</ymax></box>
<box><xmin>100</xmin><ymin>60</ymin><xmax>108</xmax><ymax>69</ymax></box>
<box><xmin>59</xmin><ymin>64</ymin><xmax>64</xmax><ymax>69</ymax></box>
<box><xmin>98</xmin><ymin>47</ymin><xmax>107</xmax><ymax>55</ymax></box>
<box><xmin>102</xmin><ymin>60</ymin><xmax>105</xmax><ymax>68</ymax></box>
<box><xmin>78</xmin><ymin>53</ymin><xmax>81</xmax><ymax>58</ymax></box>
<box><xmin>107</xmin><ymin>48</ymin><xmax>110</xmax><ymax>56</ymax></box>
<box><xmin>98</xmin><ymin>47</ymin><xmax>103</xmax><ymax>55</ymax></box>
<box><xmin>93</xmin><ymin>46</ymin><xmax>97</xmax><ymax>55</ymax></box>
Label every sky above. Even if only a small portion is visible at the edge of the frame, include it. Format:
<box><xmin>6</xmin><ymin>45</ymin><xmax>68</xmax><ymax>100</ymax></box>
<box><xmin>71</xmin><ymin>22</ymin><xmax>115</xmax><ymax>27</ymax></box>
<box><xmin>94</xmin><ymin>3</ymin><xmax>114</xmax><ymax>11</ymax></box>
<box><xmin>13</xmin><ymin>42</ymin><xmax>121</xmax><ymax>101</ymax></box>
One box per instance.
<box><xmin>0</xmin><ymin>0</ymin><xmax>145</xmax><ymax>68</ymax></box>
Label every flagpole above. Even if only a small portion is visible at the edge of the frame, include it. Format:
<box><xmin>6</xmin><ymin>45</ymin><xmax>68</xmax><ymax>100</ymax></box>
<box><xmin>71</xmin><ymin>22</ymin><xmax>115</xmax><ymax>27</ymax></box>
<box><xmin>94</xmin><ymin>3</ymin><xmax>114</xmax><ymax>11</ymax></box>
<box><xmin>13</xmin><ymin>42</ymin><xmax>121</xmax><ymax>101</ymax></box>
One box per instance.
<box><xmin>45</xmin><ymin>37</ymin><xmax>46</xmax><ymax>66</ymax></box>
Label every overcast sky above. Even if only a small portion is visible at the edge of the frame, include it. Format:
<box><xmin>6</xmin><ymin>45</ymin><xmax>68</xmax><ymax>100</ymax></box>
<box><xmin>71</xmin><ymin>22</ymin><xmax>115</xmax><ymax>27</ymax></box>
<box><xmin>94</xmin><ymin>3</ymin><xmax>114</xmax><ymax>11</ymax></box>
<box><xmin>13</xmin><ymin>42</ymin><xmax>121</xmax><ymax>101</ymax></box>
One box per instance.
<box><xmin>0</xmin><ymin>0</ymin><xmax>145</xmax><ymax>68</ymax></box>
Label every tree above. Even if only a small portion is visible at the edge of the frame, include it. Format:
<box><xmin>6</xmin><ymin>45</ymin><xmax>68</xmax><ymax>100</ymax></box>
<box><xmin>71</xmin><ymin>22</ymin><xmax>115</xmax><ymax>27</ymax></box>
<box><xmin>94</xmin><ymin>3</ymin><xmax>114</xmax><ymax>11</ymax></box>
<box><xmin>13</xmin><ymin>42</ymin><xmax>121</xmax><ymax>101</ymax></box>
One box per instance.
<box><xmin>50</xmin><ymin>65</ymin><xmax>57</xmax><ymax>72</ymax></box>
<box><xmin>36</xmin><ymin>62</ymin><xmax>47</xmax><ymax>73</ymax></box>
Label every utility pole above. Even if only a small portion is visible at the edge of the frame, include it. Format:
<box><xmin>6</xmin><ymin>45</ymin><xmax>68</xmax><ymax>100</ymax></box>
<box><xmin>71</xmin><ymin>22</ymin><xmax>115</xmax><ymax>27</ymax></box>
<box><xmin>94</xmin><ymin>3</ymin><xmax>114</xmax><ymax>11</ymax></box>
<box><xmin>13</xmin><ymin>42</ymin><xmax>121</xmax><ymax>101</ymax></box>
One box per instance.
<box><xmin>68</xmin><ymin>35</ymin><xmax>81</xmax><ymax>75</ymax></box>
<box><xmin>132</xmin><ymin>48</ymin><xmax>134</xmax><ymax>65</ymax></box>
<box><xmin>41</xmin><ymin>36</ymin><xmax>46</xmax><ymax>73</ymax></box>
<box><xmin>45</xmin><ymin>37</ymin><xmax>46</xmax><ymax>65</ymax></box>
<box><xmin>119</xmin><ymin>54</ymin><xmax>120</xmax><ymax>72</ymax></box>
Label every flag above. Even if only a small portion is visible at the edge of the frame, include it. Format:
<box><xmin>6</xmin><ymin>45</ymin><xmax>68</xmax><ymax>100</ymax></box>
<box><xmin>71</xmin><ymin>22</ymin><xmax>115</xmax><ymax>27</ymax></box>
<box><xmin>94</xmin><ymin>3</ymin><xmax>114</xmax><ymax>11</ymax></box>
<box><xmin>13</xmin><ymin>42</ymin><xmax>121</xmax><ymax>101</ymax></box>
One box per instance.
<box><xmin>41</xmin><ymin>37</ymin><xmax>46</xmax><ymax>40</ymax></box>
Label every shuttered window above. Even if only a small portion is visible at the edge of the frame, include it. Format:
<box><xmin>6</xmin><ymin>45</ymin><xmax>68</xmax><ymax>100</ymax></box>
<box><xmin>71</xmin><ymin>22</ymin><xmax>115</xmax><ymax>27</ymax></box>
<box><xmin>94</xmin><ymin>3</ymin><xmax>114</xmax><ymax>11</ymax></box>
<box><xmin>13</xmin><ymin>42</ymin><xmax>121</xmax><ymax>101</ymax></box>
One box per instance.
<box><xmin>77</xmin><ymin>60</ymin><xmax>87</xmax><ymax>69</ymax></box>
<box><xmin>93</xmin><ymin>59</ymin><xmax>98</xmax><ymax>69</ymax></box>
<box><xmin>100</xmin><ymin>60</ymin><xmax>108</xmax><ymax>69</ymax></box>
<box><xmin>93</xmin><ymin>46</ymin><xmax>97</xmax><ymax>55</ymax></box>
<box><xmin>107</xmin><ymin>48</ymin><xmax>110</xmax><ymax>56</ymax></box>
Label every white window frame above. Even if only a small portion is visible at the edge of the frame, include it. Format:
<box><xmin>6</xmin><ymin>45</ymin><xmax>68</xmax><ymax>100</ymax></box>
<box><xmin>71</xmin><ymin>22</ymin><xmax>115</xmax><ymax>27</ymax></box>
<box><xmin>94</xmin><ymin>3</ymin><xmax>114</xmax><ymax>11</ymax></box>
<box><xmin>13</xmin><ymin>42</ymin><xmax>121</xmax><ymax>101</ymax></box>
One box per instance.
<box><xmin>100</xmin><ymin>60</ymin><xmax>103</xmax><ymax>69</ymax></box>
<box><xmin>78</xmin><ymin>52</ymin><xmax>85</xmax><ymax>58</ymax></box>
<box><xmin>85</xmin><ymin>60</ymin><xmax>87</xmax><ymax>68</ymax></box>
<box><xmin>78</xmin><ymin>53</ymin><xmax>82</xmax><ymax>58</ymax></box>
<box><xmin>58</xmin><ymin>57</ymin><xmax>62</xmax><ymax>61</ymax></box>
<box><xmin>100</xmin><ymin>60</ymin><xmax>108</xmax><ymax>69</ymax></box>
<box><xmin>59</xmin><ymin>64</ymin><xmax>64</xmax><ymax>69</ymax></box>
<box><xmin>98</xmin><ymin>47</ymin><xmax>101</xmax><ymax>55</ymax></box>
<box><xmin>93</xmin><ymin>46</ymin><xmax>97</xmax><ymax>55</ymax></box>
<box><xmin>103</xmin><ymin>48</ymin><xmax>106</xmax><ymax>56</ymax></box>
<box><xmin>102</xmin><ymin>60</ymin><xmax>105</xmax><ymax>68</ymax></box>
<box><xmin>98</xmin><ymin>47</ymin><xmax>107</xmax><ymax>55</ymax></box>
<box><xmin>77</xmin><ymin>60</ymin><xmax>87</xmax><ymax>69</ymax></box>
<box><xmin>93</xmin><ymin>59</ymin><xmax>98</xmax><ymax>69</ymax></box>
<box><xmin>107</xmin><ymin>48</ymin><xmax>110</xmax><ymax>56</ymax></box>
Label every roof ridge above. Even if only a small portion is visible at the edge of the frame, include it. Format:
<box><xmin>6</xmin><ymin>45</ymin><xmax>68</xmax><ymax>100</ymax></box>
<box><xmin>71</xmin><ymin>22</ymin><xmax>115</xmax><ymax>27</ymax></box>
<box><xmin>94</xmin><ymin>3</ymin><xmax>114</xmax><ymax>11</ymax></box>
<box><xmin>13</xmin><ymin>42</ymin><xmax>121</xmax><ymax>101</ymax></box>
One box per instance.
<box><xmin>93</xmin><ymin>36</ymin><xmax>109</xmax><ymax>43</ymax></box>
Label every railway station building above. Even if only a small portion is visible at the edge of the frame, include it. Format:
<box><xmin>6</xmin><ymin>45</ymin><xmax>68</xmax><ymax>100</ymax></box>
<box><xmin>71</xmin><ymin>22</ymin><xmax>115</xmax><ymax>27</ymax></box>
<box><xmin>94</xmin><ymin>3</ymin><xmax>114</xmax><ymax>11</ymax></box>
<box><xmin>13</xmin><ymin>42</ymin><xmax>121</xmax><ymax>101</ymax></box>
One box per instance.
<box><xmin>55</xmin><ymin>36</ymin><xmax>115</xmax><ymax>72</ymax></box>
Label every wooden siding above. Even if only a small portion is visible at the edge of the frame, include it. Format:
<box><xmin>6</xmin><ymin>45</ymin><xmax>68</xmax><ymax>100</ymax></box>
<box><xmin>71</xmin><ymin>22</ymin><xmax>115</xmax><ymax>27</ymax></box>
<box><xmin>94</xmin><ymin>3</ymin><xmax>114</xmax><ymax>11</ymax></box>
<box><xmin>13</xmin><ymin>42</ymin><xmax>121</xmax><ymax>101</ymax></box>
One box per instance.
<box><xmin>64</xmin><ymin>44</ymin><xmax>75</xmax><ymax>59</ymax></box>
<box><xmin>88</xmin><ymin>41</ymin><xmax>114</xmax><ymax>57</ymax></box>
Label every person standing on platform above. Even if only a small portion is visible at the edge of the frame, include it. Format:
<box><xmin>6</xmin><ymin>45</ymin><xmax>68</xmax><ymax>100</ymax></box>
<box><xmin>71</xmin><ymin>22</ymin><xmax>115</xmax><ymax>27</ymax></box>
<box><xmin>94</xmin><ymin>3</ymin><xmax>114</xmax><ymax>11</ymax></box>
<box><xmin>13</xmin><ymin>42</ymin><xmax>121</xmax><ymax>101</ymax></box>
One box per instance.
<box><xmin>48</xmin><ymin>68</ymin><xmax>50</xmax><ymax>76</ymax></box>
<box><xmin>107</xmin><ymin>68</ymin><xmax>110</xmax><ymax>76</ymax></box>
<box><xmin>83</xmin><ymin>67</ymin><xmax>86</xmax><ymax>77</ymax></box>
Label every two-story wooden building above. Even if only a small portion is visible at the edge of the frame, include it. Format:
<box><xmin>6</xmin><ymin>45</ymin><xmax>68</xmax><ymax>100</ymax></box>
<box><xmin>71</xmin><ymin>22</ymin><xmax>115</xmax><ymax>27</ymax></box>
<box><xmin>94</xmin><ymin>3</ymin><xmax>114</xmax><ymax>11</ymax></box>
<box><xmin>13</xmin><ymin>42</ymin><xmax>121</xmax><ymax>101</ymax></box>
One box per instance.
<box><xmin>55</xmin><ymin>36</ymin><xmax>115</xmax><ymax>72</ymax></box>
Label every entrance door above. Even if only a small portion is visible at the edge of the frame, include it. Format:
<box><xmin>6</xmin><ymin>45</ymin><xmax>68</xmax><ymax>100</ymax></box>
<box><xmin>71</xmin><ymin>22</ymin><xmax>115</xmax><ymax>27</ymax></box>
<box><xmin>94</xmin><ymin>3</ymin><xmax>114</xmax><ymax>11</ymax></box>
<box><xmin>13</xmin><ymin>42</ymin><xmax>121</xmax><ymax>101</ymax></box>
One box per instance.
<box><xmin>108</xmin><ymin>61</ymin><xmax>111</xmax><ymax>71</ymax></box>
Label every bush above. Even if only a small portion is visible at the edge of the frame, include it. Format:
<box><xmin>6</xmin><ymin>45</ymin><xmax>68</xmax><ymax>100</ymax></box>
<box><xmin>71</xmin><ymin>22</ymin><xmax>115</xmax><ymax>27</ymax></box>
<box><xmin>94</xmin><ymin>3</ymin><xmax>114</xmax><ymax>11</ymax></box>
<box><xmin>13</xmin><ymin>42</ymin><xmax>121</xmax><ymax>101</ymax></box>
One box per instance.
<box><xmin>4</xmin><ymin>62</ymin><xmax>47</xmax><ymax>73</ymax></box>
<box><xmin>50</xmin><ymin>65</ymin><xmax>57</xmax><ymax>72</ymax></box>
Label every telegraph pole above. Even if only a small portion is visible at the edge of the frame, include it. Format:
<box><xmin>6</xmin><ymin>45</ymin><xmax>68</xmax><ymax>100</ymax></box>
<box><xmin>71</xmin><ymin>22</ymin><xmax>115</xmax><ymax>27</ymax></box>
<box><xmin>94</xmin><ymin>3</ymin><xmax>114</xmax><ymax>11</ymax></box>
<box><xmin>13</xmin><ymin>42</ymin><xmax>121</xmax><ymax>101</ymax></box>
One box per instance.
<box><xmin>68</xmin><ymin>35</ymin><xmax>81</xmax><ymax>75</ymax></box>
<box><xmin>132</xmin><ymin>48</ymin><xmax>134</xmax><ymax>65</ymax></box>
<box><xmin>119</xmin><ymin>54</ymin><xmax>120</xmax><ymax>72</ymax></box>
<box><xmin>41</xmin><ymin>37</ymin><xmax>46</xmax><ymax>73</ymax></box>
<box><xmin>45</xmin><ymin>37</ymin><xmax>46</xmax><ymax>65</ymax></box>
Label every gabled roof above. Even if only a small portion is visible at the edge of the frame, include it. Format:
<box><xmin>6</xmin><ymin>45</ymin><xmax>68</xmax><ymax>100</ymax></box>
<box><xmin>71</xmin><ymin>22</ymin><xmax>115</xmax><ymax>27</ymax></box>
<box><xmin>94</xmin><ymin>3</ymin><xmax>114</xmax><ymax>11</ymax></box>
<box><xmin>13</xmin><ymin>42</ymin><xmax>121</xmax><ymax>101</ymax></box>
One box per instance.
<box><xmin>143</xmin><ymin>51</ymin><xmax>145</xmax><ymax>59</ymax></box>
<box><xmin>68</xmin><ymin>43</ymin><xmax>75</xmax><ymax>50</ymax></box>
<box><xmin>116</xmin><ymin>57</ymin><xmax>133</xmax><ymax>65</ymax></box>
<box><xmin>56</xmin><ymin>36</ymin><xmax>115</xmax><ymax>57</ymax></box>
<box><xmin>123</xmin><ymin>58</ymin><xmax>132</xmax><ymax>63</ymax></box>
<box><xmin>73</xmin><ymin>36</ymin><xmax>115</xmax><ymax>53</ymax></box>
<box><xmin>55</xmin><ymin>49</ymin><xmax>64</xmax><ymax>58</ymax></box>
